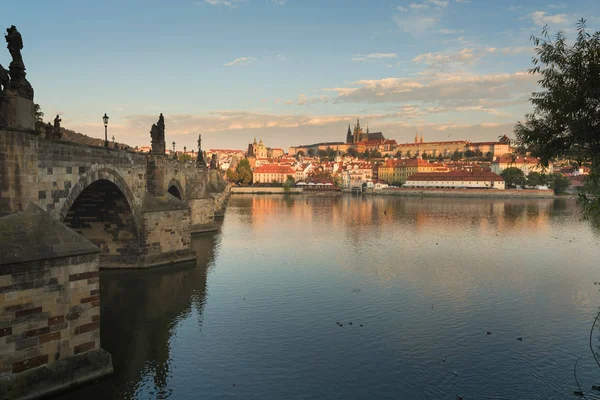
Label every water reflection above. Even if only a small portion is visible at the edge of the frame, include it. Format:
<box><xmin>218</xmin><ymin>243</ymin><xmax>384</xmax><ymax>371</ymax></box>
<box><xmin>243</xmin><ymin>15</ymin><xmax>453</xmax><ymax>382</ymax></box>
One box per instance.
<box><xmin>55</xmin><ymin>196</ymin><xmax>600</xmax><ymax>400</ymax></box>
<box><xmin>57</xmin><ymin>231</ymin><xmax>219</xmax><ymax>399</ymax></box>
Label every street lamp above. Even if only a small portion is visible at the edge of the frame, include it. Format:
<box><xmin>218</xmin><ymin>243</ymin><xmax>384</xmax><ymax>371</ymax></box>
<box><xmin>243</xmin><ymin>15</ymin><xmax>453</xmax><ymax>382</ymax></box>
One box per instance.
<box><xmin>102</xmin><ymin>113</ymin><xmax>109</xmax><ymax>148</ymax></box>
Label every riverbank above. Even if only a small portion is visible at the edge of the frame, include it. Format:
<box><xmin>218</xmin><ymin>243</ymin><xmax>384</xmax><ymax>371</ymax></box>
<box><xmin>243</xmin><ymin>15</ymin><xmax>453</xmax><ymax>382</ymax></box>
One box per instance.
<box><xmin>376</xmin><ymin>188</ymin><xmax>555</xmax><ymax>198</ymax></box>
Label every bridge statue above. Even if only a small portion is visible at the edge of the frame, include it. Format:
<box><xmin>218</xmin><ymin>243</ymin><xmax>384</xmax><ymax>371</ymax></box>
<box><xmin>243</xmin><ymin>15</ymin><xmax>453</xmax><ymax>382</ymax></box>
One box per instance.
<box><xmin>196</xmin><ymin>134</ymin><xmax>206</xmax><ymax>167</ymax></box>
<box><xmin>150</xmin><ymin>113</ymin><xmax>166</xmax><ymax>155</ymax></box>
<box><xmin>0</xmin><ymin>25</ymin><xmax>34</xmax><ymax>132</ymax></box>
<box><xmin>53</xmin><ymin>114</ymin><xmax>62</xmax><ymax>139</ymax></box>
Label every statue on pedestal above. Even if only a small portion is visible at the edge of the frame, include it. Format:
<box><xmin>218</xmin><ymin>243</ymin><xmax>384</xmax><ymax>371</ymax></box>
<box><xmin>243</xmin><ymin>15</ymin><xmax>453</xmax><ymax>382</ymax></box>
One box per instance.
<box><xmin>3</xmin><ymin>25</ymin><xmax>32</xmax><ymax>100</ymax></box>
<box><xmin>196</xmin><ymin>134</ymin><xmax>206</xmax><ymax>167</ymax></box>
<box><xmin>150</xmin><ymin>113</ymin><xmax>166</xmax><ymax>155</ymax></box>
<box><xmin>53</xmin><ymin>115</ymin><xmax>62</xmax><ymax>139</ymax></box>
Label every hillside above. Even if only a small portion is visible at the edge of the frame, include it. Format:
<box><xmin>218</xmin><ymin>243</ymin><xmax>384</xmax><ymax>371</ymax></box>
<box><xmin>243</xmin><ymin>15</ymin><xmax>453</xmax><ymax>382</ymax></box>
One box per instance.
<box><xmin>59</xmin><ymin>127</ymin><xmax>133</xmax><ymax>150</ymax></box>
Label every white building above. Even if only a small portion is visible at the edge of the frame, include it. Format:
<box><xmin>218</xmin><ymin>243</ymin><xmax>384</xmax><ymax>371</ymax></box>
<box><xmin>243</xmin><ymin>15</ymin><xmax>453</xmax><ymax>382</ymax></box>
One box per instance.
<box><xmin>404</xmin><ymin>171</ymin><xmax>505</xmax><ymax>190</ymax></box>
<box><xmin>491</xmin><ymin>156</ymin><xmax>553</xmax><ymax>176</ymax></box>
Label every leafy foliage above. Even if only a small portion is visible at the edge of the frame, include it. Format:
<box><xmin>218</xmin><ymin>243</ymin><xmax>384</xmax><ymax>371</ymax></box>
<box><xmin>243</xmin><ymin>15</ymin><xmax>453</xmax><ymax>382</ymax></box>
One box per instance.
<box><xmin>34</xmin><ymin>103</ymin><xmax>45</xmax><ymax>135</ymax></box>
<box><xmin>549</xmin><ymin>172</ymin><xmax>571</xmax><ymax>194</ymax></box>
<box><xmin>501</xmin><ymin>167</ymin><xmax>526</xmax><ymax>188</ymax></box>
<box><xmin>227</xmin><ymin>158</ymin><xmax>252</xmax><ymax>185</ymax></box>
<box><xmin>514</xmin><ymin>20</ymin><xmax>600</xmax><ymax>213</ymax></box>
<box><xmin>527</xmin><ymin>171</ymin><xmax>548</xmax><ymax>187</ymax></box>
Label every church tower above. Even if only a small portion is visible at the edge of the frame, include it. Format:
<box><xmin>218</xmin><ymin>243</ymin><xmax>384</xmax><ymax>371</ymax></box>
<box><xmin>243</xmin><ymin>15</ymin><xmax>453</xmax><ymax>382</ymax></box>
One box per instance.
<box><xmin>414</xmin><ymin>133</ymin><xmax>419</xmax><ymax>143</ymax></box>
<box><xmin>420</xmin><ymin>133</ymin><xmax>424</xmax><ymax>143</ymax></box>
<box><xmin>346</xmin><ymin>124</ymin><xmax>353</xmax><ymax>144</ymax></box>
<box><xmin>353</xmin><ymin>118</ymin><xmax>363</xmax><ymax>143</ymax></box>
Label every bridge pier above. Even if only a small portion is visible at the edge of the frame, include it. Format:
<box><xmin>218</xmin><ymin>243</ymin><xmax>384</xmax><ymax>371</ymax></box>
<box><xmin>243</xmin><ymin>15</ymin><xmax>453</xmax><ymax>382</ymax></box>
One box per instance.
<box><xmin>0</xmin><ymin>204</ymin><xmax>113</xmax><ymax>399</ymax></box>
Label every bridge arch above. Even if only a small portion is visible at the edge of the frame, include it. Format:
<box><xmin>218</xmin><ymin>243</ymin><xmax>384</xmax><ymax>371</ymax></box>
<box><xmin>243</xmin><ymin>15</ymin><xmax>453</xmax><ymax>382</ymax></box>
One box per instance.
<box><xmin>60</xmin><ymin>166</ymin><xmax>140</xmax><ymax>265</ymax></box>
<box><xmin>167</xmin><ymin>178</ymin><xmax>185</xmax><ymax>201</ymax></box>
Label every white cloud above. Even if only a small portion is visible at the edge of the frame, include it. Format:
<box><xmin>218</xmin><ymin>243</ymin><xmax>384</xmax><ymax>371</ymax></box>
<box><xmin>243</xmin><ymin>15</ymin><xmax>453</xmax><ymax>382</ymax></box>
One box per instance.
<box><xmin>324</xmin><ymin>71</ymin><xmax>537</xmax><ymax>107</ymax></box>
<box><xmin>412</xmin><ymin>48</ymin><xmax>480</xmax><ymax>65</ymax></box>
<box><xmin>529</xmin><ymin>11</ymin><xmax>569</xmax><ymax>26</ymax></box>
<box><xmin>410</xmin><ymin>3</ymin><xmax>430</xmax><ymax>9</ymax></box>
<box><xmin>204</xmin><ymin>0</ymin><xmax>244</xmax><ymax>8</ymax></box>
<box><xmin>428</xmin><ymin>0</ymin><xmax>449</xmax><ymax>6</ymax></box>
<box><xmin>353</xmin><ymin>53</ymin><xmax>397</xmax><ymax>62</ymax></box>
<box><xmin>297</xmin><ymin>94</ymin><xmax>308</xmax><ymax>105</ymax></box>
<box><xmin>455</xmin><ymin>0</ymin><xmax>470</xmax><ymax>3</ymax></box>
<box><xmin>224</xmin><ymin>56</ymin><xmax>256</xmax><ymax>67</ymax></box>
<box><xmin>394</xmin><ymin>15</ymin><xmax>438</xmax><ymax>35</ymax></box>
<box><xmin>271</xmin><ymin>0</ymin><xmax>286</xmax><ymax>5</ymax></box>
<box><xmin>439</xmin><ymin>28</ymin><xmax>464</xmax><ymax>34</ymax></box>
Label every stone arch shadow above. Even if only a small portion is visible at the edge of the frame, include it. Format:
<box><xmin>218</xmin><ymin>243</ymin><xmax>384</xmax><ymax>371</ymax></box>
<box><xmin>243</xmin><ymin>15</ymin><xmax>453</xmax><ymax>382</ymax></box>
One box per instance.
<box><xmin>59</xmin><ymin>166</ymin><xmax>141</xmax><ymax>266</ymax></box>
<box><xmin>167</xmin><ymin>178</ymin><xmax>185</xmax><ymax>201</ymax></box>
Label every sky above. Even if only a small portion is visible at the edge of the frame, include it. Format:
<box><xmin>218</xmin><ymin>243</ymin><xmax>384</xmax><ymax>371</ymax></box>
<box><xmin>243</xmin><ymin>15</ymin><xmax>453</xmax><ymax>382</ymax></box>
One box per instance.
<box><xmin>3</xmin><ymin>0</ymin><xmax>599</xmax><ymax>152</ymax></box>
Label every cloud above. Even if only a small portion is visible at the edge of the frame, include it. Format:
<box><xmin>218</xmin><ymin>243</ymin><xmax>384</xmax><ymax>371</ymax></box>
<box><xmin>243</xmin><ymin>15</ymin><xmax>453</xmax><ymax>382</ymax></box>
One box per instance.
<box><xmin>324</xmin><ymin>71</ymin><xmax>537</xmax><ymax>107</ymax></box>
<box><xmin>412</xmin><ymin>46</ymin><xmax>532</xmax><ymax>67</ymax></box>
<box><xmin>204</xmin><ymin>0</ymin><xmax>244</xmax><ymax>8</ymax></box>
<box><xmin>412</xmin><ymin>48</ymin><xmax>480</xmax><ymax>65</ymax></box>
<box><xmin>297</xmin><ymin>94</ymin><xmax>308</xmax><ymax>105</ymax></box>
<box><xmin>224</xmin><ymin>56</ymin><xmax>256</xmax><ymax>67</ymax></box>
<box><xmin>271</xmin><ymin>0</ymin><xmax>286</xmax><ymax>4</ymax></box>
<box><xmin>428</xmin><ymin>0</ymin><xmax>449</xmax><ymax>6</ymax></box>
<box><xmin>455</xmin><ymin>0</ymin><xmax>470</xmax><ymax>3</ymax></box>
<box><xmin>410</xmin><ymin>3</ymin><xmax>430</xmax><ymax>9</ymax></box>
<box><xmin>353</xmin><ymin>53</ymin><xmax>398</xmax><ymax>61</ymax></box>
<box><xmin>439</xmin><ymin>28</ymin><xmax>464</xmax><ymax>34</ymax></box>
<box><xmin>394</xmin><ymin>15</ymin><xmax>438</xmax><ymax>35</ymax></box>
<box><xmin>529</xmin><ymin>11</ymin><xmax>569</xmax><ymax>26</ymax></box>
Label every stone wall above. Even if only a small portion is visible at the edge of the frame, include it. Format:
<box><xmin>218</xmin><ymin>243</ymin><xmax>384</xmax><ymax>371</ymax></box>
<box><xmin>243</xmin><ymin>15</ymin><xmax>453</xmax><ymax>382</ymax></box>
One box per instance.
<box><xmin>139</xmin><ymin>205</ymin><xmax>196</xmax><ymax>268</ymax></box>
<box><xmin>0</xmin><ymin>205</ymin><xmax>113</xmax><ymax>399</ymax></box>
<box><xmin>230</xmin><ymin>187</ymin><xmax>303</xmax><ymax>194</ymax></box>
<box><xmin>377</xmin><ymin>188</ymin><xmax>555</xmax><ymax>198</ymax></box>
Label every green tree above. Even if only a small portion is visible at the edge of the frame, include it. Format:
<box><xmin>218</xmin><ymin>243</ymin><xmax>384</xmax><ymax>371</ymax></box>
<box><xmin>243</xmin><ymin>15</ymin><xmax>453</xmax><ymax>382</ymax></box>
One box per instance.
<box><xmin>501</xmin><ymin>167</ymin><xmax>526</xmax><ymax>188</ymax></box>
<box><xmin>451</xmin><ymin>150</ymin><xmax>461</xmax><ymax>161</ymax></box>
<box><xmin>395</xmin><ymin>150</ymin><xmax>402</xmax><ymax>158</ymax></box>
<box><xmin>422</xmin><ymin>152</ymin><xmax>428</xmax><ymax>159</ymax></box>
<box><xmin>406</xmin><ymin>150</ymin><xmax>412</xmax><ymax>159</ymax></box>
<box><xmin>485</xmin><ymin>152</ymin><xmax>494</xmax><ymax>162</ymax></box>
<box><xmin>527</xmin><ymin>172</ymin><xmax>548</xmax><ymax>187</ymax></box>
<box><xmin>465</xmin><ymin>149</ymin><xmax>476</xmax><ymax>158</ymax></box>
<box><xmin>226</xmin><ymin>168</ymin><xmax>238</xmax><ymax>183</ymax></box>
<box><xmin>307</xmin><ymin>148</ymin><xmax>315</xmax><ymax>157</ymax></box>
<box><xmin>437</xmin><ymin>154</ymin><xmax>444</xmax><ymax>162</ymax></box>
<box><xmin>549</xmin><ymin>172</ymin><xmax>571</xmax><ymax>194</ymax></box>
<box><xmin>317</xmin><ymin>149</ymin><xmax>327</xmax><ymax>159</ymax></box>
<box><xmin>236</xmin><ymin>158</ymin><xmax>253</xmax><ymax>185</ymax></box>
<box><xmin>514</xmin><ymin>21</ymin><xmax>600</xmax><ymax>215</ymax></box>
<box><xmin>333</xmin><ymin>175</ymin><xmax>342</xmax><ymax>188</ymax></box>
<box><xmin>296</xmin><ymin>150</ymin><xmax>305</xmax><ymax>159</ymax></box>
<box><xmin>283</xmin><ymin>175</ymin><xmax>295</xmax><ymax>191</ymax></box>
<box><xmin>34</xmin><ymin>103</ymin><xmax>45</xmax><ymax>135</ymax></box>
<box><xmin>346</xmin><ymin>147</ymin><xmax>358</xmax><ymax>158</ymax></box>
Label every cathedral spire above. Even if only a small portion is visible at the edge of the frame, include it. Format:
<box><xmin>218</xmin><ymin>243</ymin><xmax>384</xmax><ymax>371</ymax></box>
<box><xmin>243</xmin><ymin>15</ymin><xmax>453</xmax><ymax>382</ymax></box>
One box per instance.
<box><xmin>415</xmin><ymin>132</ymin><xmax>419</xmax><ymax>143</ymax></box>
<box><xmin>420</xmin><ymin>133</ymin><xmax>424</xmax><ymax>143</ymax></box>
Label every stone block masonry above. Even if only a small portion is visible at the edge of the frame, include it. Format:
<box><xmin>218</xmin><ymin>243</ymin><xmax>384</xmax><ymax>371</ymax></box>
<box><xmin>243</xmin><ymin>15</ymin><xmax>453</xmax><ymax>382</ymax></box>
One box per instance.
<box><xmin>0</xmin><ymin>204</ymin><xmax>113</xmax><ymax>400</ymax></box>
<box><xmin>0</xmin><ymin>128</ymin><xmax>229</xmax><ymax>269</ymax></box>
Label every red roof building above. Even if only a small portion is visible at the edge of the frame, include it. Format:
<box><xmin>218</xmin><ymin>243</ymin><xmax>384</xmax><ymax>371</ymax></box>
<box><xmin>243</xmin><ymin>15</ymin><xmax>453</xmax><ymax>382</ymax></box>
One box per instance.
<box><xmin>253</xmin><ymin>164</ymin><xmax>295</xmax><ymax>184</ymax></box>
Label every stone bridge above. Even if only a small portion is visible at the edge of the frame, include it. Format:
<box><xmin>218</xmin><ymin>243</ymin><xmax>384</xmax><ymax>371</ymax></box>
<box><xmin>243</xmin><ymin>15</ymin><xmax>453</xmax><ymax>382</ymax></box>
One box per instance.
<box><xmin>0</xmin><ymin>25</ymin><xmax>229</xmax><ymax>400</ymax></box>
<box><xmin>0</xmin><ymin>129</ymin><xmax>229</xmax><ymax>269</ymax></box>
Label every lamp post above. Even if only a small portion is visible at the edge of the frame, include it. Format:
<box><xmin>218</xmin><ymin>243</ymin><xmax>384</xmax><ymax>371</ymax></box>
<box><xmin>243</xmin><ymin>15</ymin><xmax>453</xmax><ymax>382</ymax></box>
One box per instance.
<box><xmin>172</xmin><ymin>141</ymin><xmax>176</xmax><ymax>159</ymax></box>
<box><xmin>102</xmin><ymin>113</ymin><xmax>109</xmax><ymax>148</ymax></box>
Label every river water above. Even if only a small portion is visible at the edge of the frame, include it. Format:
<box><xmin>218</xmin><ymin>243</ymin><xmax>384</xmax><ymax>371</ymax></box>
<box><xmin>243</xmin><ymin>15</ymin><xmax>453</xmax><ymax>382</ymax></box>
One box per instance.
<box><xmin>58</xmin><ymin>195</ymin><xmax>600</xmax><ymax>400</ymax></box>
